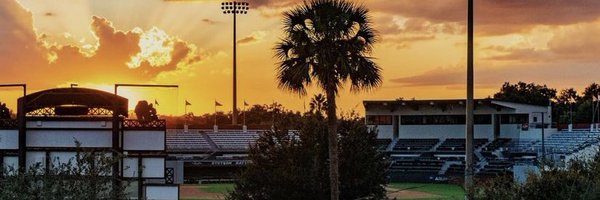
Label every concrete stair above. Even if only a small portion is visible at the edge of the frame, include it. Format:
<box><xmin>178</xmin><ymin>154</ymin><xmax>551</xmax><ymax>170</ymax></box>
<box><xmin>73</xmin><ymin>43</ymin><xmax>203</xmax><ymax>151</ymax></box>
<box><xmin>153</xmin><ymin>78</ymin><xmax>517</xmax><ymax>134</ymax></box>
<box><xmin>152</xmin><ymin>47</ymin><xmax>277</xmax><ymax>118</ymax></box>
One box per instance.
<box><xmin>387</xmin><ymin>138</ymin><xmax>399</xmax><ymax>152</ymax></box>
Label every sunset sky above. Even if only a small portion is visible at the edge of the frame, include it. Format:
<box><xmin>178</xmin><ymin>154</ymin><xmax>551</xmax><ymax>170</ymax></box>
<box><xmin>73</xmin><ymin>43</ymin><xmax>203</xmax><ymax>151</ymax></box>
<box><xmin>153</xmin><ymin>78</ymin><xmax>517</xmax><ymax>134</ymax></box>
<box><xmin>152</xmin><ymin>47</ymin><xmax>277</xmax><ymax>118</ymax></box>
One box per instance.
<box><xmin>1</xmin><ymin>0</ymin><xmax>600</xmax><ymax>116</ymax></box>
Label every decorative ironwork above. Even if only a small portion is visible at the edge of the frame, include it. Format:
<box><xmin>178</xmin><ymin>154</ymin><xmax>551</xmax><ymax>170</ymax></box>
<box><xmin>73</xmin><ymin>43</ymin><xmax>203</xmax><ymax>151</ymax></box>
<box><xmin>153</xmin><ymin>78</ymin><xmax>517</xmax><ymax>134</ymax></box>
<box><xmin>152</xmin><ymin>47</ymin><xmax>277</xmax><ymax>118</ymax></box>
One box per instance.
<box><xmin>26</xmin><ymin>107</ymin><xmax>115</xmax><ymax>117</ymax></box>
<box><xmin>123</xmin><ymin>119</ymin><xmax>166</xmax><ymax>129</ymax></box>
<box><xmin>26</xmin><ymin>107</ymin><xmax>55</xmax><ymax>117</ymax></box>
<box><xmin>165</xmin><ymin>168</ymin><xmax>174</xmax><ymax>184</ymax></box>
<box><xmin>0</xmin><ymin>119</ymin><xmax>18</xmax><ymax>129</ymax></box>
<box><xmin>87</xmin><ymin>107</ymin><xmax>113</xmax><ymax>116</ymax></box>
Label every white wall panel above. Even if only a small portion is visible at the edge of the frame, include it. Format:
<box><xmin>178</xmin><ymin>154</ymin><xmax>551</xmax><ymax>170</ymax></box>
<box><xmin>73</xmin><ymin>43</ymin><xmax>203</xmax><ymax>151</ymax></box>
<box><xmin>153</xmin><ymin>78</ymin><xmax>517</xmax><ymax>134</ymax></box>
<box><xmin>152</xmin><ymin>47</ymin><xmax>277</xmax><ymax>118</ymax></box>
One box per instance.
<box><xmin>142</xmin><ymin>158</ymin><xmax>164</xmax><ymax>178</ymax></box>
<box><xmin>26</xmin><ymin>121</ymin><xmax>112</xmax><ymax>129</ymax></box>
<box><xmin>50</xmin><ymin>152</ymin><xmax>78</xmax><ymax>169</ymax></box>
<box><xmin>3</xmin><ymin>156</ymin><xmax>19</xmax><ymax>170</ymax></box>
<box><xmin>0</xmin><ymin>130</ymin><xmax>18</xmax><ymax>149</ymax></box>
<box><xmin>123</xmin><ymin>157</ymin><xmax>139</xmax><ymax>178</ymax></box>
<box><xmin>146</xmin><ymin>185</ymin><xmax>179</xmax><ymax>200</ymax></box>
<box><xmin>27</xmin><ymin>130</ymin><xmax>112</xmax><ymax>147</ymax></box>
<box><xmin>26</xmin><ymin>151</ymin><xmax>46</xmax><ymax>170</ymax></box>
<box><xmin>369</xmin><ymin>125</ymin><xmax>393</xmax><ymax>139</ymax></box>
<box><xmin>123</xmin><ymin>131</ymin><xmax>164</xmax><ymax>151</ymax></box>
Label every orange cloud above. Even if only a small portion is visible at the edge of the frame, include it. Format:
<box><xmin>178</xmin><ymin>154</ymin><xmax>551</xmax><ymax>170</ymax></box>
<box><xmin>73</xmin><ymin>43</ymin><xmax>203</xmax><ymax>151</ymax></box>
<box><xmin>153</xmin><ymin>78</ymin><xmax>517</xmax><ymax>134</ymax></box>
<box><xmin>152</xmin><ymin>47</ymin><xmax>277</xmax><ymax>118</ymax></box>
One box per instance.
<box><xmin>237</xmin><ymin>31</ymin><xmax>266</xmax><ymax>45</ymax></box>
<box><xmin>0</xmin><ymin>0</ymin><xmax>200</xmax><ymax>89</ymax></box>
<box><xmin>369</xmin><ymin>0</ymin><xmax>600</xmax><ymax>35</ymax></box>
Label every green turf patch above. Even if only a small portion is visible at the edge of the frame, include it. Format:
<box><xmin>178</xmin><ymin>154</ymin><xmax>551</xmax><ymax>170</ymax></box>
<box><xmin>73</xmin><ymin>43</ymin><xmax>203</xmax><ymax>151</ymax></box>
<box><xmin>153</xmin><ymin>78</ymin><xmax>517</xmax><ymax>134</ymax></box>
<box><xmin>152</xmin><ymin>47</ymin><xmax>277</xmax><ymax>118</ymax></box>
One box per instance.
<box><xmin>197</xmin><ymin>183</ymin><xmax>234</xmax><ymax>194</ymax></box>
<box><xmin>388</xmin><ymin>183</ymin><xmax>465</xmax><ymax>200</ymax></box>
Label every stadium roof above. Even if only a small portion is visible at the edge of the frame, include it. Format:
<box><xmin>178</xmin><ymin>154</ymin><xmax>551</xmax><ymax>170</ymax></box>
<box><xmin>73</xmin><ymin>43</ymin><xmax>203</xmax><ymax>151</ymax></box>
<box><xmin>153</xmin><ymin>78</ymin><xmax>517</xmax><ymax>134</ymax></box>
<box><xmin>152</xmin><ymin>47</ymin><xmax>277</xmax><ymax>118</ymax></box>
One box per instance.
<box><xmin>18</xmin><ymin>87</ymin><xmax>128</xmax><ymax>116</ymax></box>
<box><xmin>363</xmin><ymin>99</ymin><xmax>548</xmax><ymax>110</ymax></box>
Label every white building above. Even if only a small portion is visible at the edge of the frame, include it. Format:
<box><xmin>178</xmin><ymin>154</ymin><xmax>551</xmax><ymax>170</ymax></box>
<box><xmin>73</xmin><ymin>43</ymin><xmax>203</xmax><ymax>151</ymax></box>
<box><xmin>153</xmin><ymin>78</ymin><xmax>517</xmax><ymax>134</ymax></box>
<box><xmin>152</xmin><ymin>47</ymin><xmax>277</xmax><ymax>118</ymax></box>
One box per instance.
<box><xmin>364</xmin><ymin>99</ymin><xmax>555</xmax><ymax>140</ymax></box>
<box><xmin>0</xmin><ymin>88</ymin><xmax>178</xmax><ymax>200</ymax></box>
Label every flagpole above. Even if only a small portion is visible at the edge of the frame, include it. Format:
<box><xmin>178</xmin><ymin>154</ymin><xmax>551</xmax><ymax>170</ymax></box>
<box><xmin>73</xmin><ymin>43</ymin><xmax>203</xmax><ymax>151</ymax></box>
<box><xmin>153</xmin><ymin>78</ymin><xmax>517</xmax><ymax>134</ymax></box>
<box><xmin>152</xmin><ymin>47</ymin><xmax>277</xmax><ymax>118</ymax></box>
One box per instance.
<box><xmin>214</xmin><ymin>100</ymin><xmax>217</xmax><ymax>127</ymax></box>
<box><xmin>184</xmin><ymin>102</ymin><xmax>188</xmax><ymax>127</ymax></box>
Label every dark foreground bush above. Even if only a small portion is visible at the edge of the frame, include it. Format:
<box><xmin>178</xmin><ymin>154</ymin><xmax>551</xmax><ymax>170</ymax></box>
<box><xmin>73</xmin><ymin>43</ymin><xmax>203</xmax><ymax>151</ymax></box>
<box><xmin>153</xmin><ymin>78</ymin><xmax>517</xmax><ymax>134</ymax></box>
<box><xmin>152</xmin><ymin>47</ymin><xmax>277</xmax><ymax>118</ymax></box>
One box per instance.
<box><xmin>0</xmin><ymin>146</ymin><xmax>128</xmax><ymax>200</ymax></box>
<box><xmin>476</xmin><ymin>155</ymin><xmax>600</xmax><ymax>200</ymax></box>
<box><xmin>226</xmin><ymin>114</ymin><xmax>387</xmax><ymax>200</ymax></box>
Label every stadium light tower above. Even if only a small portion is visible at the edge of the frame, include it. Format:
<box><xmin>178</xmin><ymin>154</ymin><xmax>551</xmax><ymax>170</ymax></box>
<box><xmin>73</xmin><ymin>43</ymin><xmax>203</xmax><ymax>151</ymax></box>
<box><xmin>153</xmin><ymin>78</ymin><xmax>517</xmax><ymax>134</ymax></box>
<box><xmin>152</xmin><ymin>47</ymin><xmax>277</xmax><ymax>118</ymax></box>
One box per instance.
<box><xmin>222</xmin><ymin>1</ymin><xmax>249</xmax><ymax>125</ymax></box>
<box><xmin>465</xmin><ymin>0</ymin><xmax>475</xmax><ymax>199</ymax></box>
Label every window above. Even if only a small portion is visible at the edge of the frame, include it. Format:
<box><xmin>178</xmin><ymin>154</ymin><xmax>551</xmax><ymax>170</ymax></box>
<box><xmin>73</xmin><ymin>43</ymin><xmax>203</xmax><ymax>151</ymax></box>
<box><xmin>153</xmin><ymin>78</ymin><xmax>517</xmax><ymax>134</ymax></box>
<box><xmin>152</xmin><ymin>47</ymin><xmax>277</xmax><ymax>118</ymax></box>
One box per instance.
<box><xmin>366</xmin><ymin>115</ymin><xmax>393</xmax><ymax>125</ymax></box>
<box><xmin>500</xmin><ymin>114</ymin><xmax>529</xmax><ymax>124</ymax></box>
<box><xmin>474</xmin><ymin>115</ymin><xmax>492</xmax><ymax>124</ymax></box>
<box><xmin>400</xmin><ymin>114</ymin><xmax>492</xmax><ymax>125</ymax></box>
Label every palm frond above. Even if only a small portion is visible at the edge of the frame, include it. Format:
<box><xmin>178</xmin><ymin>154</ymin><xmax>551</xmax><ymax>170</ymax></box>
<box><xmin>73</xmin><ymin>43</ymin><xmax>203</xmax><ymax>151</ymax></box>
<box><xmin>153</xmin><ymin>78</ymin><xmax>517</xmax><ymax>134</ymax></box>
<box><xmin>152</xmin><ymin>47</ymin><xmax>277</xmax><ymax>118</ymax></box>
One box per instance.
<box><xmin>275</xmin><ymin>0</ymin><xmax>382</xmax><ymax>96</ymax></box>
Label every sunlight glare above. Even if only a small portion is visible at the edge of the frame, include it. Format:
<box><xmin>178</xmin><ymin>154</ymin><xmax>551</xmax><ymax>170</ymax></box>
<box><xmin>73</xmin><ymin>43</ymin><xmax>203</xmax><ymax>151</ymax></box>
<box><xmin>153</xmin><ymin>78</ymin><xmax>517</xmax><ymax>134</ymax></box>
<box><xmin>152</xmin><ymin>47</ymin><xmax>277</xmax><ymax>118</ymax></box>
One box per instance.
<box><xmin>127</xmin><ymin>27</ymin><xmax>174</xmax><ymax>68</ymax></box>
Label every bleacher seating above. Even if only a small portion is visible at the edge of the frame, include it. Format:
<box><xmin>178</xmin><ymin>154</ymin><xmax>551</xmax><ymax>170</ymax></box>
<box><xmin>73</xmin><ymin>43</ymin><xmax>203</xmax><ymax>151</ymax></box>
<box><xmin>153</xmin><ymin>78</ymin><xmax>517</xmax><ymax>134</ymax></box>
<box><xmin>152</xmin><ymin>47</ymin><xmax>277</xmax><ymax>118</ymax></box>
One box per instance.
<box><xmin>393</xmin><ymin>139</ymin><xmax>439</xmax><ymax>152</ymax></box>
<box><xmin>505</xmin><ymin>139</ymin><xmax>538</xmax><ymax>153</ymax></box>
<box><xmin>167</xmin><ymin>128</ymin><xmax>600</xmax><ymax>182</ymax></box>
<box><xmin>446</xmin><ymin>162</ymin><xmax>465</xmax><ymax>175</ymax></box>
<box><xmin>166</xmin><ymin>132</ymin><xmax>212</xmax><ymax>151</ymax></box>
<box><xmin>390</xmin><ymin>158</ymin><xmax>444</xmax><ymax>173</ymax></box>
<box><xmin>208</xmin><ymin>132</ymin><xmax>261</xmax><ymax>150</ymax></box>
<box><xmin>482</xmin><ymin>138</ymin><xmax>512</xmax><ymax>152</ymax></box>
<box><xmin>532</xmin><ymin>132</ymin><xmax>600</xmax><ymax>155</ymax></box>
<box><xmin>478</xmin><ymin>160</ymin><xmax>512</xmax><ymax>176</ymax></box>
<box><xmin>436</xmin><ymin>138</ymin><xmax>488</xmax><ymax>152</ymax></box>
<box><xmin>376</xmin><ymin>139</ymin><xmax>392</xmax><ymax>151</ymax></box>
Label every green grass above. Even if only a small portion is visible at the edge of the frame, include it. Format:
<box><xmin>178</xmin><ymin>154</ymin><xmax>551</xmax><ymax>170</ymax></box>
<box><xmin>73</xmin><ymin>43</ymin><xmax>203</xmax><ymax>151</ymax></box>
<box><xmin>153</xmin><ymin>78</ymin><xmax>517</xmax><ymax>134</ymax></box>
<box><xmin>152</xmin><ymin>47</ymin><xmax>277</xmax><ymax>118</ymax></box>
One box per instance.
<box><xmin>388</xmin><ymin>183</ymin><xmax>465</xmax><ymax>200</ymax></box>
<box><xmin>181</xmin><ymin>199</ymin><xmax>221</xmax><ymax>200</ymax></box>
<box><xmin>183</xmin><ymin>183</ymin><xmax>464</xmax><ymax>200</ymax></box>
<box><xmin>198</xmin><ymin>183</ymin><xmax>234</xmax><ymax>194</ymax></box>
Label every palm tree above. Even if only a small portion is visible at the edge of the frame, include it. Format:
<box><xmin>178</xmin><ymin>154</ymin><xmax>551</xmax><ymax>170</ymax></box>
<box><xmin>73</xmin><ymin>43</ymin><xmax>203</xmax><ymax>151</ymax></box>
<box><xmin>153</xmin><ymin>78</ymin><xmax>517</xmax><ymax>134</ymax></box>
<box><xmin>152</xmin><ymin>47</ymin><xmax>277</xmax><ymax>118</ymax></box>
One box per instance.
<box><xmin>275</xmin><ymin>0</ymin><xmax>381</xmax><ymax>199</ymax></box>
<box><xmin>309</xmin><ymin>94</ymin><xmax>328</xmax><ymax>116</ymax></box>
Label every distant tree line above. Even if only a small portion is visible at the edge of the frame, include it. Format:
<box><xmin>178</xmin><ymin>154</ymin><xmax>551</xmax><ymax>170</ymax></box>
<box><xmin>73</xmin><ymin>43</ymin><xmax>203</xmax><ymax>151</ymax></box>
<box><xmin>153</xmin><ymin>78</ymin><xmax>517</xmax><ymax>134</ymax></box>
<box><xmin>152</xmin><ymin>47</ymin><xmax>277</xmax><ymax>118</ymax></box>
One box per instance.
<box><xmin>160</xmin><ymin>102</ymin><xmax>305</xmax><ymax>129</ymax></box>
<box><xmin>492</xmin><ymin>81</ymin><xmax>600</xmax><ymax>124</ymax></box>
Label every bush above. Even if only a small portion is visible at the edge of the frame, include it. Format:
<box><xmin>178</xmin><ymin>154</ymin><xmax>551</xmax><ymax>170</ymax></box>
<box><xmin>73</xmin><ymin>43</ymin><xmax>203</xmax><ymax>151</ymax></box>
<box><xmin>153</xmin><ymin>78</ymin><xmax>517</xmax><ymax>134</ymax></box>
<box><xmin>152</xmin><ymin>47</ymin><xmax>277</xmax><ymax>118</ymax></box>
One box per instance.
<box><xmin>226</xmin><ymin>114</ymin><xmax>387</xmax><ymax>200</ymax></box>
<box><xmin>0</xmin><ymin>145</ymin><xmax>128</xmax><ymax>199</ymax></box>
<box><xmin>476</xmin><ymin>155</ymin><xmax>600</xmax><ymax>200</ymax></box>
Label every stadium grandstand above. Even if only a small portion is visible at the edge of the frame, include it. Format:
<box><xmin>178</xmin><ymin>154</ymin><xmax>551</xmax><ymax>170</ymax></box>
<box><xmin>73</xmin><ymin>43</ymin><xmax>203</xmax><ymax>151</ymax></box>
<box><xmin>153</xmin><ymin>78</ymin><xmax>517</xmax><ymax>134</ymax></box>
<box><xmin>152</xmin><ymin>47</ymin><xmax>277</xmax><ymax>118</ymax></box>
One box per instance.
<box><xmin>0</xmin><ymin>87</ymin><xmax>179</xmax><ymax>199</ymax></box>
<box><xmin>165</xmin><ymin>98</ymin><xmax>600</xmax><ymax>184</ymax></box>
<box><xmin>166</xmin><ymin>129</ymin><xmax>264</xmax><ymax>183</ymax></box>
<box><xmin>365</xmin><ymin>98</ymin><xmax>600</xmax><ymax>182</ymax></box>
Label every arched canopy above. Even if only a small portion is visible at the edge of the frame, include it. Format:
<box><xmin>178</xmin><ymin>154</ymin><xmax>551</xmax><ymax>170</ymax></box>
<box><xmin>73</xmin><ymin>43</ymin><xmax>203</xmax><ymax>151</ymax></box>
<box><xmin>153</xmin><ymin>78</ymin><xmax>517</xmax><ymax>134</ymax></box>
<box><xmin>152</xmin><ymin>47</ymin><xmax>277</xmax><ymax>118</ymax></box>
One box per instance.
<box><xmin>18</xmin><ymin>88</ymin><xmax>128</xmax><ymax>117</ymax></box>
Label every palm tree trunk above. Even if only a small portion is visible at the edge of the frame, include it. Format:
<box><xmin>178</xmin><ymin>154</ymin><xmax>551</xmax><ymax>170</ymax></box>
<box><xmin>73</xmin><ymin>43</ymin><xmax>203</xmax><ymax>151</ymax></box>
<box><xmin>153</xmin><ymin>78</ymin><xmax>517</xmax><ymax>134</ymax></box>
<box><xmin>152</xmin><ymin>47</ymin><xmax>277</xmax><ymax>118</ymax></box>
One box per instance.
<box><xmin>326</xmin><ymin>84</ymin><xmax>340</xmax><ymax>200</ymax></box>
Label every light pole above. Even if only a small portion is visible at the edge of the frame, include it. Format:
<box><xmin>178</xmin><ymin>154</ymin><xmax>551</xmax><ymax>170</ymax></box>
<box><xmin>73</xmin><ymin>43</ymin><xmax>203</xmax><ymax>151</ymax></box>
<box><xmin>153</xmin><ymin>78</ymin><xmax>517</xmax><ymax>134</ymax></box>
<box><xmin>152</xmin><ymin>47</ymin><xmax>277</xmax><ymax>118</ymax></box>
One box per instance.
<box><xmin>221</xmin><ymin>1</ymin><xmax>249</xmax><ymax>125</ymax></box>
<box><xmin>569</xmin><ymin>97</ymin><xmax>574</xmax><ymax>132</ymax></box>
<box><xmin>532</xmin><ymin>111</ymin><xmax>546</xmax><ymax>165</ymax></box>
<box><xmin>465</xmin><ymin>0</ymin><xmax>475</xmax><ymax>198</ymax></box>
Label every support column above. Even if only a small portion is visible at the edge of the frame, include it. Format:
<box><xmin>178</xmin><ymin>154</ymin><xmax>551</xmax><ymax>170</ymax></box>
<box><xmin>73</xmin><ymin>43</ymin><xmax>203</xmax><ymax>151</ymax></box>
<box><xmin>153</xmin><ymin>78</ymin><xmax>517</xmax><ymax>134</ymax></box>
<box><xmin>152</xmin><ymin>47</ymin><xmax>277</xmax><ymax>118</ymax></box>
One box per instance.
<box><xmin>393</xmin><ymin>115</ymin><xmax>400</xmax><ymax>139</ymax></box>
<box><xmin>17</xmin><ymin>98</ymin><xmax>26</xmax><ymax>171</ymax></box>
<box><xmin>111</xmin><ymin>104</ymin><xmax>121</xmax><ymax>199</ymax></box>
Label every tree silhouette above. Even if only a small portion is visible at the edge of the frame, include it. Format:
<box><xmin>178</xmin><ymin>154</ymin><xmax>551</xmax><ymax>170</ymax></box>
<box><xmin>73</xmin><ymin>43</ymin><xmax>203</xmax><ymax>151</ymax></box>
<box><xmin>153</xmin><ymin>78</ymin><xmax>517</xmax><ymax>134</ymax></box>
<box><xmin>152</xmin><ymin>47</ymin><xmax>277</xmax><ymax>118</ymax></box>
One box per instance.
<box><xmin>309</xmin><ymin>94</ymin><xmax>328</xmax><ymax>116</ymax></box>
<box><xmin>134</xmin><ymin>100</ymin><xmax>158</xmax><ymax>122</ymax></box>
<box><xmin>583</xmin><ymin>83</ymin><xmax>600</xmax><ymax>100</ymax></box>
<box><xmin>493</xmin><ymin>82</ymin><xmax>557</xmax><ymax>106</ymax></box>
<box><xmin>0</xmin><ymin>102</ymin><xmax>11</xmax><ymax>119</ymax></box>
<box><xmin>555</xmin><ymin>88</ymin><xmax>581</xmax><ymax>124</ymax></box>
<box><xmin>227</xmin><ymin>115</ymin><xmax>387</xmax><ymax>200</ymax></box>
<box><xmin>275</xmin><ymin>0</ymin><xmax>381</xmax><ymax>198</ymax></box>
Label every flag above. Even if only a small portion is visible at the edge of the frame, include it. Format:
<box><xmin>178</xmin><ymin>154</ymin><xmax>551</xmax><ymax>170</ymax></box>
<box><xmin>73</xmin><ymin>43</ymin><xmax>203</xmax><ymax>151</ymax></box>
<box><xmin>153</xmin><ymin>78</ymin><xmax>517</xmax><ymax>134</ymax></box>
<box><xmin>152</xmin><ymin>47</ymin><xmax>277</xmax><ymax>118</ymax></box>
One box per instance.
<box><xmin>244</xmin><ymin>101</ymin><xmax>249</xmax><ymax>106</ymax></box>
<box><xmin>155</xmin><ymin>99</ymin><xmax>159</xmax><ymax>106</ymax></box>
<box><xmin>215</xmin><ymin>101</ymin><xmax>223</xmax><ymax>106</ymax></box>
<box><xmin>185</xmin><ymin>100</ymin><xmax>192</xmax><ymax>106</ymax></box>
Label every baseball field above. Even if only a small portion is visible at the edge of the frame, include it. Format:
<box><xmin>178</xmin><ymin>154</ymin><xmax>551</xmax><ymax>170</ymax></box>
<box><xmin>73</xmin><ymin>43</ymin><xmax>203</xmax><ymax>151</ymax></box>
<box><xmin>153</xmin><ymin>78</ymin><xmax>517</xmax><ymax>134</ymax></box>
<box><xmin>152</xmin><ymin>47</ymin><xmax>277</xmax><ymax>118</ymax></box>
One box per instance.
<box><xmin>180</xmin><ymin>183</ymin><xmax>465</xmax><ymax>200</ymax></box>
